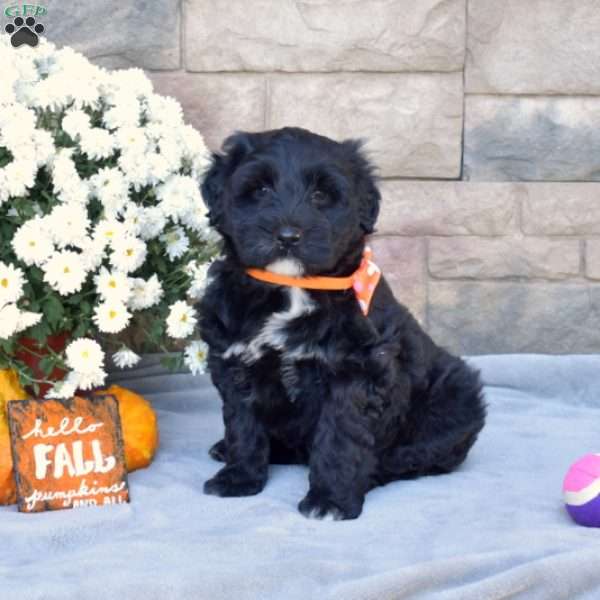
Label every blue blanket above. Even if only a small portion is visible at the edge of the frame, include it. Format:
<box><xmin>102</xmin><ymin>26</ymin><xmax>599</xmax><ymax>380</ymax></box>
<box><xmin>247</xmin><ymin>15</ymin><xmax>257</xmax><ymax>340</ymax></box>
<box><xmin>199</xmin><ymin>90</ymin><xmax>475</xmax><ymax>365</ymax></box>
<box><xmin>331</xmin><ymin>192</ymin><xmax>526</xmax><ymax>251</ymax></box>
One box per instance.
<box><xmin>2</xmin><ymin>355</ymin><xmax>600</xmax><ymax>599</ymax></box>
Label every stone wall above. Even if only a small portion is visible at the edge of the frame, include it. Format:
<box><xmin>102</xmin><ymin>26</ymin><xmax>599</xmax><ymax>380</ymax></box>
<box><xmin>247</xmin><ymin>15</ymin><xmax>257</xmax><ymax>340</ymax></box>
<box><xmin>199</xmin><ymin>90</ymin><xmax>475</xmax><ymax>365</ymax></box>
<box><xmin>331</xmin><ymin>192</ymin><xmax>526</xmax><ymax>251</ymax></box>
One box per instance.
<box><xmin>36</xmin><ymin>0</ymin><xmax>600</xmax><ymax>354</ymax></box>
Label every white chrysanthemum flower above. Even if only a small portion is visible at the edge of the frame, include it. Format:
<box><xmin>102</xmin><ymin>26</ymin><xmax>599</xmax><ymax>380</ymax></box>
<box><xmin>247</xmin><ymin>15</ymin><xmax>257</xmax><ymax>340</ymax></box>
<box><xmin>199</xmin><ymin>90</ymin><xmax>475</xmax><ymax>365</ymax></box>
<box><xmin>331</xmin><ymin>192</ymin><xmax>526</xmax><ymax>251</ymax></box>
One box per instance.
<box><xmin>0</xmin><ymin>261</ymin><xmax>25</xmax><ymax>304</ymax></box>
<box><xmin>109</xmin><ymin>236</ymin><xmax>147</xmax><ymax>273</ymax></box>
<box><xmin>94</xmin><ymin>267</ymin><xmax>132</xmax><ymax>303</ymax></box>
<box><xmin>128</xmin><ymin>274</ymin><xmax>163</xmax><ymax>311</ymax></box>
<box><xmin>46</xmin><ymin>203</ymin><xmax>90</xmax><ymax>248</ymax></box>
<box><xmin>65</xmin><ymin>338</ymin><xmax>105</xmax><ymax>374</ymax></box>
<box><xmin>12</xmin><ymin>219</ymin><xmax>54</xmax><ymax>266</ymax></box>
<box><xmin>166</xmin><ymin>300</ymin><xmax>197</xmax><ymax>339</ymax></box>
<box><xmin>0</xmin><ymin>303</ymin><xmax>19</xmax><ymax>339</ymax></box>
<box><xmin>112</xmin><ymin>347</ymin><xmax>141</xmax><ymax>369</ymax></box>
<box><xmin>79</xmin><ymin>235</ymin><xmax>106</xmax><ymax>271</ymax></box>
<box><xmin>188</xmin><ymin>264</ymin><xmax>212</xmax><ymax>299</ymax></box>
<box><xmin>45</xmin><ymin>372</ymin><xmax>79</xmax><ymax>400</ymax></box>
<box><xmin>156</xmin><ymin>175</ymin><xmax>202</xmax><ymax>223</ymax></box>
<box><xmin>144</xmin><ymin>94</ymin><xmax>184</xmax><ymax>127</ymax></box>
<box><xmin>50</xmin><ymin>149</ymin><xmax>90</xmax><ymax>205</ymax></box>
<box><xmin>75</xmin><ymin>369</ymin><xmax>107</xmax><ymax>391</ymax></box>
<box><xmin>42</xmin><ymin>250</ymin><xmax>87</xmax><ymax>296</ymax></box>
<box><xmin>139</xmin><ymin>206</ymin><xmax>167</xmax><ymax>240</ymax></box>
<box><xmin>16</xmin><ymin>308</ymin><xmax>42</xmax><ymax>332</ymax></box>
<box><xmin>92</xmin><ymin>300</ymin><xmax>131</xmax><ymax>333</ymax></box>
<box><xmin>94</xmin><ymin>218</ymin><xmax>130</xmax><ymax>247</ymax></box>
<box><xmin>160</xmin><ymin>226</ymin><xmax>189</xmax><ymax>261</ymax></box>
<box><xmin>115</xmin><ymin>127</ymin><xmax>148</xmax><ymax>153</ymax></box>
<box><xmin>102</xmin><ymin>94</ymin><xmax>140</xmax><ymax>130</ymax></box>
<box><xmin>79</xmin><ymin>128</ymin><xmax>115</xmax><ymax>160</ymax></box>
<box><xmin>180</xmin><ymin>202</ymin><xmax>211</xmax><ymax>234</ymax></box>
<box><xmin>90</xmin><ymin>167</ymin><xmax>129</xmax><ymax>216</ymax></box>
<box><xmin>120</xmin><ymin>202</ymin><xmax>144</xmax><ymax>236</ymax></box>
<box><xmin>3</xmin><ymin>159</ymin><xmax>37</xmax><ymax>198</ymax></box>
<box><xmin>62</xmin><ymin>108</ymin><xmax>91</xmax><ymax>139</ymax></box>
<box><xmin>184</xmin><ymin>340</ymin><xmax>209</xmax><ymax>375</ymax></box>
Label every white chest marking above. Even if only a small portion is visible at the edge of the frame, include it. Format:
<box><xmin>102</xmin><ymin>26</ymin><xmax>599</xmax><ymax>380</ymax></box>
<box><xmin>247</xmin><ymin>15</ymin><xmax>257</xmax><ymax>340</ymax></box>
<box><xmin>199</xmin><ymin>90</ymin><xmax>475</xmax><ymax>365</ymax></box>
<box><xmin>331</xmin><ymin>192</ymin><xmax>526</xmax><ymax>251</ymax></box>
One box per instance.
<box><xmin>222</xmin><ymin>286</ymin><xmax>316</xmax><ymax>364</ymax></box>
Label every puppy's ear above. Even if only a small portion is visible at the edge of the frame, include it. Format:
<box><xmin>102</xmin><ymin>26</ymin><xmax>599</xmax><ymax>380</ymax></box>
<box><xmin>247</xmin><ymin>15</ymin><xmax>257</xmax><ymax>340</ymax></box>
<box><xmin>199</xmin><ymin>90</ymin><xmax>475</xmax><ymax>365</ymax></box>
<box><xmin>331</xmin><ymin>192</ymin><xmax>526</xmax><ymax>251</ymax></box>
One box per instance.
<box><xmin>342</xmin><ymin>139</ymin><xmax>381</xmax><ymax>235</ymax></box>
<box><xmin>200</xmin><ymin>132</ymin><xmax>257</xmax><ymax>230</ymax></box>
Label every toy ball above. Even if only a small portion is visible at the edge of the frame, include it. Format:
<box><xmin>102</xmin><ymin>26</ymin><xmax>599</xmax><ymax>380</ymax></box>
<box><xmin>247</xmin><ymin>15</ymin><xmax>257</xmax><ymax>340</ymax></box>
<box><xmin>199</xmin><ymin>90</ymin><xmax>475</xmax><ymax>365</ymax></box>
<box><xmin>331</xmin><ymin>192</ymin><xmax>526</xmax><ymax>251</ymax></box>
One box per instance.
<box><xmin>563</xmin><ymin>453</ymin><xmax>600</xmax><ymax>527</ymax></box>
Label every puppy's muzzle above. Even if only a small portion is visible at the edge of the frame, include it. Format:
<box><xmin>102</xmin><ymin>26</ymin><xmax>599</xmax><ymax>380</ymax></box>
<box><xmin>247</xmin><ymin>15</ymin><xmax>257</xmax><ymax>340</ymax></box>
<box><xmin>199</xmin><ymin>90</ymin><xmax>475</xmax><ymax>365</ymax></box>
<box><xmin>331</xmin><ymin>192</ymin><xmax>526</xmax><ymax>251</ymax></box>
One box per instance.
<box><xmin>277</xmin><ymin>225</ymin><xmax>303</xmax><ymax>247</ymax></box>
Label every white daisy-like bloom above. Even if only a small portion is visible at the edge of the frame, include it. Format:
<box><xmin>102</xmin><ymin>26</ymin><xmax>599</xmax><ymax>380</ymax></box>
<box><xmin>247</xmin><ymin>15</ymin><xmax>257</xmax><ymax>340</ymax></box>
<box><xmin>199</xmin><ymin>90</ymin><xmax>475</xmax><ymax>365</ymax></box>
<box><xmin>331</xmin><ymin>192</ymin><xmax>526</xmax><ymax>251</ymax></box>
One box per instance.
<box><xmin>184</xmin><ymin>340</ymin><xmax>209</xmax><ymax>375</ymax></box>
<box><xmin>45</xmin><ymin>372</ymin><xmax>79</xmax><ymax>400</ymax></box>
<box><xmin>12</xmin><ymin>218</ymin><xmax>54</xmax><ymax>266</ymax></box>
<box><xmin>94</xmin><ymin>267</ymin><xmax>132</xmax><ymax>303</ymax></box>
<box><xmin>120</xmin><ymin>202</ymin><xmax>144</xmax><ymax>236</ymax></box>
<box><xmin>50</xmin><ymin>149</ymin><xmax>90</xmax><ymax>205</ymax></box>
<box><xmin>0</xmin><ymin>261</ymin><xmax>25</xmax><ymax>304</ymax></box>
<box><xmin>65</xmin><ymin>338</ymin><xmax>105</xmax><ymax>374</ymax></box>
<box><xmin>109</xmin><ymin>235</ymin><xmax>147</xmax><ymax>273</ymax></box>
<box><xmin>3</xmin><ymin>159</ymin><xmax>37</xmax><ymax>198</ymax></box>
<box><xmin>92</xmin><ymin>300</ymin><xmax>131</xmax><ymax>333</ymax></box>
<box><xmin>62</xmin><ymin>108</ymin><xmax>91</xmax><ymax>139</ymax></box>
<box><xmin>117</xmin><ymin>150</ymin><xmax>152</xmax><ymax>191</ymax></box>
<box><xmin>0</xmin><ymin>303</ymin><xmax>19</xmax><ymax>339</ymax></box>
<box><xmin>79</xmin><ymin>235</ymin><xmax>106</xmax><ymax>271</ymax></box>
<box><xmin>180</xmin><ymin>202</ymin><xmax>211</xmax><ymax>234</ymax></box>
<box><xmin>187</xmin><ymin>261</ymin><xmax>212</xmax><ymax>299</ymax></box>
<box><xmin>79</xmin><ymin>128</ymin><xmax>115</xmax><ymax>161</ymax></box>
<box><xmin>16</xmin><ymin>308</ymin><xmax>43</xmax><ymax>333</ymax></box>
<box><xmin>128</xmin><ymin>274</ymin><xmax>163</xmax><ymax>311</ymax></box>
<box><xmin>42</xmin><ymin>250</ymin><xmax>88</xmax><ymax>296</ymax></box>
<box><xmin>144</xmin><ymin>94</ymin><xmax>184</xmax><ymax>127</ymax></box>
<box><xmin>156</xmin><ymin>174</ymin><xmax>202</xmax><ymax>224</ymax></box>
<box><xmin>138</xmin><ymin>206</ymin><xmax>167</xmax><ymax>240</ymax></box>
<box><xmin>160</xmin><ymin>226</ymin><xmax>190</xmax><ymax>261</ymax></box>
<box><xmin>102</xmin><ymin>94</ymin><xmax>140</xmax><ymax>130</ymax></box>
<box><xmin>90</xmin><ymin>167</ymin><xmax>129</xmax><ymax>216</ymax></box>
<box><xmin>112</xmin><ymin>347</ymin><xmax>141</xmax><ymax>369</ymax></box>
<box><xmin>46</xmin><ymin>203</ymin><xmax>90</xmax><ymax>248</ymax></box>
<box><xmin>115</xmin><ymin>127</ymin><xmax>148</xmax><ymax>154</ymax></box>
<box><xmin>166</xmin><ymin>300</ymin><xmax>197</xmax><ymax>339</ymax></box>
<box><xmin>75</xmin><ymin>369</ymin><xmax>107</xmax><ymax>391</ymax></box>
<box><xmin>94</xmin><ymin>218</ymin><xmax>130</xmax><ymax>247</ymax></box>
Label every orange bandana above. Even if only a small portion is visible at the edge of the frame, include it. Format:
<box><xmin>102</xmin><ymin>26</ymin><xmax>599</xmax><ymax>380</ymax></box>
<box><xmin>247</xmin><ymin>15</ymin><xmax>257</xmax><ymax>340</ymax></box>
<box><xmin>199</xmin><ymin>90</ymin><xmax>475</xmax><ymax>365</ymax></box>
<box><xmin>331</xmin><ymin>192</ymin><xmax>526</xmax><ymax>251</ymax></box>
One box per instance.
<box><xmin>245</xmin><ymin>246</ymin><xmax>382</xmax><ymax>316</ymax></box>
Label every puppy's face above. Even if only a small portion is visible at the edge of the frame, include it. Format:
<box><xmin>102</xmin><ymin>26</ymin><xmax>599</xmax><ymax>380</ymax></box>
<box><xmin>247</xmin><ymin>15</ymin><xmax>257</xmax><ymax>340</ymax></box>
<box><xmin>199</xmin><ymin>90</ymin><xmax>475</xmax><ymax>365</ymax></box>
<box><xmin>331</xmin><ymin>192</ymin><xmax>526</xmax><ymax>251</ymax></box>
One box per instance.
<box><xmin>201</xmin><ymin>128</ymin><xmax>380</xmax><ymax>276</ymax></box>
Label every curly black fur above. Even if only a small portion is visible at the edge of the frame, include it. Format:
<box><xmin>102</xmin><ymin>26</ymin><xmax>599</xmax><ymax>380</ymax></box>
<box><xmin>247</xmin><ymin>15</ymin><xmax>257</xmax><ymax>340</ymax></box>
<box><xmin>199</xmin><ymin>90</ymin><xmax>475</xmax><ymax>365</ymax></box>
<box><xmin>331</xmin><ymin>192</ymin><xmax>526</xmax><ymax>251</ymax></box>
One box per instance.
<box><xmin>198</xmin><ymin>127</ymin><xmax>486</xmax><ymax>520</ymax></box>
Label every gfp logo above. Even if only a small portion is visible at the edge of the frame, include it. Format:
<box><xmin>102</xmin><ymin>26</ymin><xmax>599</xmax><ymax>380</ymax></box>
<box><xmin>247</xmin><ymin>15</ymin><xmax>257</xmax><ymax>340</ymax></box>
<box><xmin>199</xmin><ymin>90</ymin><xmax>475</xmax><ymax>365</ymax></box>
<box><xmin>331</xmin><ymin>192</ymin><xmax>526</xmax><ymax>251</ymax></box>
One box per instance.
<box><xmin>4</xmin><ymin>4</ymin><xmax>46</xmax><ymax>47</ymax></box>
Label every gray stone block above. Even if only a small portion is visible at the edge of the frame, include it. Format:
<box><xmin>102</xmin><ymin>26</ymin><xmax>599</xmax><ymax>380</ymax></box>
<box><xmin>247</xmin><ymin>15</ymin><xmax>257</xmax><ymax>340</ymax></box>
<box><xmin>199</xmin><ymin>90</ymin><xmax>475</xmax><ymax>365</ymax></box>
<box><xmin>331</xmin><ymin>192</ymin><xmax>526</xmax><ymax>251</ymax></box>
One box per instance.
<box><xmin>269</xmin><ymin>73</ymin><xmax>463</xmax><ymax>178</ymax></box>
<box><xmin>42</xmin><ymin>0</ymin><xmax>180</xmax><ymax>70</ymax></box>
<box><xmin>467</xmin><ymin>0</ymin><xmax>600</xmax><ymax>94</ymax></box>
<box><xmin>521</xmin><ymin>184</ymin><xmax>600</xmax><ymax>235</ymax></box>
<box><xmin>429</xmin><ymin>238</ymin><xmax>580</xmax><ymax>280</ymax></box>
<box><xmin>185</xmin><ymin>0</ymin><xmax>465</xmax><ymax>72</ymax></box>
<box><xmin>149</xmin><ymin>73</ymin><xmax>266</xmax><ymax>151</ymax></box>
<box><xmin>586</xmin><ymin>241</ymin><xmax>600</xmax><ymax>280</ymax></box>
<box><xmin>376</xmin><ymin>181</ymin><xmax>520</xmax><ymax>236</ymax></box>
<box><xmin>369</xmin><ymin>236</ymin><xmax>426</xmax><ymax>324</ymax></box>
<box><xmin>464</xmin><ymin>96</ymin><xmax>600</xmax><ymax>181</ymax></box>
<box><xmin>428</xmin><ymin>282</ymin><xmax>600</xmax><ymax>354</ymax></box>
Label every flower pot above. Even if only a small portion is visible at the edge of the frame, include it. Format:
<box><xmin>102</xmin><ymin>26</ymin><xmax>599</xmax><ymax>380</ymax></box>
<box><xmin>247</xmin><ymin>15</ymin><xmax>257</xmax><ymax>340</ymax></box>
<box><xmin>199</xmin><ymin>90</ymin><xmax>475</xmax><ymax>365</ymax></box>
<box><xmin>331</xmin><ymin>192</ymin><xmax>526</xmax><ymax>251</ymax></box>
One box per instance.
<box><xmin>14</xmin><ymin>331</ymin><xmax>70</xmax><ymax>397</ymax></box>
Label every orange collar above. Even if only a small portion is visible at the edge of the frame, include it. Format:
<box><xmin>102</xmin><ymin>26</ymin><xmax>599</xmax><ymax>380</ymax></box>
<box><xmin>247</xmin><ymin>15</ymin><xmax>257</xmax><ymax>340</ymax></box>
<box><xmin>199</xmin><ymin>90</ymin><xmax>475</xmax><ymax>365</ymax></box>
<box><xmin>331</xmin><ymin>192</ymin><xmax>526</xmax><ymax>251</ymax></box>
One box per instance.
<box><xmin>245</xmin><ymin>246</ymin><xmax>382</xmax><ymax>315</ymax></box>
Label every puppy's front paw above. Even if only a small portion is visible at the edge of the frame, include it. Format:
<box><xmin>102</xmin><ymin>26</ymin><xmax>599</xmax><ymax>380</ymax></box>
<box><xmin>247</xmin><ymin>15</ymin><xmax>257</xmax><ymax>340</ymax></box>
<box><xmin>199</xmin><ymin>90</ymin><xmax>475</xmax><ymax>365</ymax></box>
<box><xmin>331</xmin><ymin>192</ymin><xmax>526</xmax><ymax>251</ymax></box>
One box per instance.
<box><xmin>203</xmin><ymin>465</ymin><xmax>266</xmax><ymax>497</ymax></box>
<box><xmin>208</xmin><ymin>439</ymin><xmax>227</xmax><ymax>462</ymax></box>
<box><xmin>298</xmin><ymin>489</ymin><xmax>362</xmax><ymax>520</ymax></box>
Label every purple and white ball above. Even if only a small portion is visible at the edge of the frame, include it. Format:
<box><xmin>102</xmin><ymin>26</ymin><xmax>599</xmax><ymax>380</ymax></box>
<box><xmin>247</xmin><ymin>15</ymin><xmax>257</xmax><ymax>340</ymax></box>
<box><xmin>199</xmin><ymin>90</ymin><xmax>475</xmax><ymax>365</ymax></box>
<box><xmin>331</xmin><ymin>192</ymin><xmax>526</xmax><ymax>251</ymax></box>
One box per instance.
<box><xmin>563</xmin><ymin>453</ymin><xmax>600</xmax><ymax>527</ymax></box>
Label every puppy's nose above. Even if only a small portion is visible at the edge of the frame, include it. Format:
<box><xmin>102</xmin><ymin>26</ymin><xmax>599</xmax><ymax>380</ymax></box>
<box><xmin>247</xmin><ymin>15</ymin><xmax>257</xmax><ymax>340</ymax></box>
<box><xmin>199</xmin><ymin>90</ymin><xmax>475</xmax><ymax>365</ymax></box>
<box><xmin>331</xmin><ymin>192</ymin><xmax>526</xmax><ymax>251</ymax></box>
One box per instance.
<box><xmin>277</xmin><ymin>225</ymin><xmax>302</xmax><ymax>246</ymax></box>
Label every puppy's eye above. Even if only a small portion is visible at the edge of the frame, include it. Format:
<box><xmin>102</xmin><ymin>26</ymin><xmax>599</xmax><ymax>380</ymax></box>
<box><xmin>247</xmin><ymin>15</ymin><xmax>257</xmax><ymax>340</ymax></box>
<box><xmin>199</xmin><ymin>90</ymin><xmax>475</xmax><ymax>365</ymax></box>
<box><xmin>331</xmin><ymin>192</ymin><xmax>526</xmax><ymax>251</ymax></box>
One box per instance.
<box><xmin>254</xmin><ymin>185</ymin><xmax>272</xmax><ymax>199</ymax></box>
<box><xmin>310</xmin><ymin>189</ymin><xmax>332</xmax><ymax>208</ymax></box>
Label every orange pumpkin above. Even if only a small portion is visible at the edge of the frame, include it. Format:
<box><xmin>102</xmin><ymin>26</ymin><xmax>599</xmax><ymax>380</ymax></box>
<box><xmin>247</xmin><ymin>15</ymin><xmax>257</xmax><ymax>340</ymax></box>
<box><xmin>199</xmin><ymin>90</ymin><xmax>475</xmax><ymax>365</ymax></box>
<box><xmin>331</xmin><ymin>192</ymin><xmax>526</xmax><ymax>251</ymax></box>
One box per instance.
<box><xmin>0</xmin><ymin>372</ymin><xmax>159</xmax><ymax>505</ymax></box>
<box><xmin>94</xmin><ymin>385</ymin><xmax>159</xmax><ymax>473</ymax></box>
<box><xmin>0</xmin><ymin>369</ymin><xmax>28</xmax><ymax>505</ymax></box>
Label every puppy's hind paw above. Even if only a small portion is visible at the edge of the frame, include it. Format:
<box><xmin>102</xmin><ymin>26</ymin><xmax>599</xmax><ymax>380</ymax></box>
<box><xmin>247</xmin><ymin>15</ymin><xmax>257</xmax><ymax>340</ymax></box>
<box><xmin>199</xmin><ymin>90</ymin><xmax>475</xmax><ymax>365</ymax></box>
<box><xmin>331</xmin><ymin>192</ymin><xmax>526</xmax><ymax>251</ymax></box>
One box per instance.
<box><xmin>203</xmin><ymin>465</ymin><xmax>266</xmax><ymax>497</ymax></box>
<box><xmin>298</xmin><ymin>489</ymin><xmax>362</xmax><ymax>521</ymax></box>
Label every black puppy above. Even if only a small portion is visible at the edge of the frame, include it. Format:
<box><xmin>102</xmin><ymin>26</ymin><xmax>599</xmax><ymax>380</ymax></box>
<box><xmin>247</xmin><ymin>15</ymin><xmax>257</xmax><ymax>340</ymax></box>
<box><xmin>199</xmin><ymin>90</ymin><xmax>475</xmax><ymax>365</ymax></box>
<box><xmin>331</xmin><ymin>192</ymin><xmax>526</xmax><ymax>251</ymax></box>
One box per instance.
<box><xmin>198</xmin><ymin>127</ymin><xmax>486</xmax><ymax>520</ymax></box>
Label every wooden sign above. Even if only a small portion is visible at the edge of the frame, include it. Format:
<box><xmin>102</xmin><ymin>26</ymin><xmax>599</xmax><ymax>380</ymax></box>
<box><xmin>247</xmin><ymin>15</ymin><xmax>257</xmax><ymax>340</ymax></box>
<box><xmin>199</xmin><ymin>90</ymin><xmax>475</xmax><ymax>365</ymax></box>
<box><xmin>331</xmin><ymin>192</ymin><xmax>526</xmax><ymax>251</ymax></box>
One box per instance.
<box><xmin>7</xmin><ymin>395</ymin><xmax>130</xmax><ymax>513</ymax></box>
